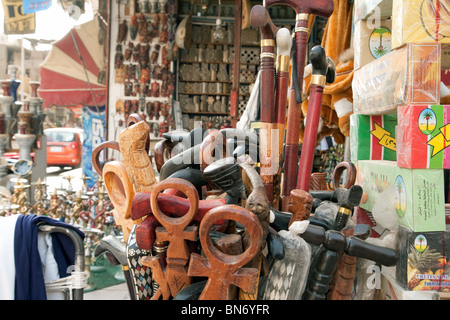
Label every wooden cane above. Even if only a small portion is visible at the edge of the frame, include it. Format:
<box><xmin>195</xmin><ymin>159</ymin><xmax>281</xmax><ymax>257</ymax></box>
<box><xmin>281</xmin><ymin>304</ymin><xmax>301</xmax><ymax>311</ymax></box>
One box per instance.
<box><xmin>187</xmin><ymin>204</ymin><xmax>263</xmax><ymax>300</ymax></box>
<box><xmin>327</xmin><ymin>224</ymin><xmax>371</xmax><ymax>300</ymax></box>
<box><xmin>264</xmin><ymin>0</ymin><xmax>334</xmax><ymax>100</ymax></box>
<box><xmin>250</xmin><ymin>5</ymin><xmax>279</xmax><ymax>205</ymax></box>
<box><xmin>296</xmin><ymin>45</ymin><xmax>335</xmax><ymax>192</ymax></box>
<box><xmin>272</xmin><ymin>27</ymin><xmax>293</xmax><ymax>210</ymax></box>
<box><xmin>267</xmin><ymin>0</ymin><xmax>334</xmax><ymax>211</ymax></box>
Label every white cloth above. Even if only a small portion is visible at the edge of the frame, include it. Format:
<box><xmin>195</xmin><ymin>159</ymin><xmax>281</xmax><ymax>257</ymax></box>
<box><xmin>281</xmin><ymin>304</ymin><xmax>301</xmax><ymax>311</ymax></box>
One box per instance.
<box><xmin>38</xmin><ymin>232</ymin><xmax>64</xmax><ymax>300</ymax></box>
<box><xmin>0</xmin><ymin>215</ymin><xmax>20</xmax><ymax>300</ymax></box>
<box><xmin>236</xmin><ymin>70</ymin><xmax>261</xmax><ymax>131</ymax></box>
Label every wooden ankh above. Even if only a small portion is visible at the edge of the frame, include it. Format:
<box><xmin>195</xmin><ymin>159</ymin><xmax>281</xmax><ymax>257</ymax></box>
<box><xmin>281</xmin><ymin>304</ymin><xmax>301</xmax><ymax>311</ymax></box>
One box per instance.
<box><xmin>187</xmin><ymin>204</ymin><xmax>263</xmax><ymax>300</ymax></box>
<box><xmin>147</xmin><ymin>178</ymin><xmax>199</xmax><ymax>297</ymax></box>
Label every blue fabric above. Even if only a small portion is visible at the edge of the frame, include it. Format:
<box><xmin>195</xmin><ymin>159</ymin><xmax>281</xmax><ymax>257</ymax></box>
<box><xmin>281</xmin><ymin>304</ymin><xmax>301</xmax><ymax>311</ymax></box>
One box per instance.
<box><xmin>14</xmin><ymin>215</ymin><xmax>84</xmax><ymax>300</ymax></box>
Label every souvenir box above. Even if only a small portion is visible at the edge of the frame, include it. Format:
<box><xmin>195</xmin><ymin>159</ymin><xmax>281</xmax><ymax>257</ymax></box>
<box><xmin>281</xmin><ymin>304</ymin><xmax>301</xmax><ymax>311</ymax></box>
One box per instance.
<box><xmin>397</xmin><ymin>105</ymin><xmax>450</xmax><ymax>169</ymax></box>
<box><xmin>353</xmin><ymin>18</ymin><xmax>392</xmax><ymax>69</ymax></box>
<box><xmin>395</xmin><ymin>225</ymin><xmax>450</xmax><ymax>292</ymax></box>
<box><xmin>355</xmin><ymin>160</ymin><xmax>446</xmax><ymax>232</ymax></box>
<box><xmin>392</xmin><ymin>0</ymin><xmax>450</xmax><ymax>50</ymax></box>
<box><xmin>352</xmin><ymin>43</ymin><xmax>441</xmax><ymax>115</ymax></box>
<box><xmin>378</xmin><ymin>269</ymin><xmax>440</xmax><ymax>298</ymax></box>
<box><xmin>350</xmin><ymin>113</ymin><xmax>397</xmax><ymax>162</ymax></box>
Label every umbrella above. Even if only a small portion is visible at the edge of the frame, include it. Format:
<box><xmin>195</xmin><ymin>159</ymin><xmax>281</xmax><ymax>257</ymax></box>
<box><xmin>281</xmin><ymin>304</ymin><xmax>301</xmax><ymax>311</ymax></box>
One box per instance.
<box><xmin>38</xmin><ymin>16</ymin><xmax>106</xmax><ymax>107</ymax></box>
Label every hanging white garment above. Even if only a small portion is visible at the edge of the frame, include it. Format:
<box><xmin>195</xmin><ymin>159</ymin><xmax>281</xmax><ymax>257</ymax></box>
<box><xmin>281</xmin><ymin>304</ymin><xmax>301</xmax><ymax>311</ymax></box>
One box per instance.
<box><xmin>38</xmin><ymin>232</ymin><xmax>65</xmax><ymax>300</ymax></box>
<box><xmin>236</xmin><ymin>70</ymin><xmax>261</xmax><ymax>131</ymax></box>
<box><xmin>0</xmin><ymin>214</ymin><xmax>20</xmax><ymax>300</ymax></box>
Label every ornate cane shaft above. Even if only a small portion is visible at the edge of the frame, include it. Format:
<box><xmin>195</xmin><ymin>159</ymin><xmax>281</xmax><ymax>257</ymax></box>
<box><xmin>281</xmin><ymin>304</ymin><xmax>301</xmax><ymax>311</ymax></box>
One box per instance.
<box><xmin>296</xmin><ymin>45</ymin><xmax>335</xmax><ymax>191</ymax></box>
<box><xmin>251</xmin><ymin>5</ymin><xmax>279</xmax><ymax>205</ymax></box>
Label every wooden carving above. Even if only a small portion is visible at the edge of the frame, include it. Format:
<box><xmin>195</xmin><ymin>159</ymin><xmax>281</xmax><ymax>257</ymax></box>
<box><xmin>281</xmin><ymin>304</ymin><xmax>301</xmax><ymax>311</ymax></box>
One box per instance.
<box><xmin>288</xmin><ymin>188</ymin><xmax>313</xmax><ymax>226</ymax></box>
<box><xmin>142</xmin><ymin>178</ymin><xmax>199</xmax><ymax>299</ymax></box>
<box><xmin>102</xmin><ymin>161</ymin><xmax>136</xmax><ymax>242</ymax></box>
<box><xmin>118</xmin><ymin>120</ymin><xmax>156</xmax><ymax>192</ymax></box>
<box><xmin>188</xmin><ymin>205</ymin><xmax>263</xmax><ymax>300</ymax></box>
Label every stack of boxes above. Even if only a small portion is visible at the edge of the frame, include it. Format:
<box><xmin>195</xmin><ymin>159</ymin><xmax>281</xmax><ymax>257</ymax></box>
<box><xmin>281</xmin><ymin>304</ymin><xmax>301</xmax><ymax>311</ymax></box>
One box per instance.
<box><xmin>350</xmin><ymin>0</ymin><xmax>450</xmax><ymax>298</ymax></box>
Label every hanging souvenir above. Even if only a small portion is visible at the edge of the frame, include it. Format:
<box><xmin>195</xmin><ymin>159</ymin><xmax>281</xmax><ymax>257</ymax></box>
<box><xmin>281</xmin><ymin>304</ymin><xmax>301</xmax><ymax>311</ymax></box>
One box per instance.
<box><xmin>118</xmin><ymin>19</ymin><xmax>128</xmax><ymax>43</ymax></box>
<box><xmin>153</xmin><ymin>101</ymin><xmax>161</xmax><ymax>119</ymax></box>
<box><xmin>115</xmin><ymin>44</ymin><xmax>124</xmax><ymax>69</ymax></box>
<box><xmin>151</xmin><ymin>44</ymin><xmax>161</xmax><ymax>65</ymax></box>
<box><xmin>124</xmin><ymin>41</ymin><xmax>134</xmax><ymax>61</ymax></box>
<box><xmin>116</xmin><ymin>99</ymin><xmax>125</xmax><ymax>115</ymax></box>
<box><xmin>115</xmin><ymin>65</ymin><xmax>126</xmax><ymax>84</ymax></box>
<box><xmin>150</xmin><ymin>82</ymin><xmax>160</xmax><ymax>98</ymax></box>
<box><xmin>133</xmin><ymin>43</ymin><xmax>140</xmax><ymax>62</ymax></box>
<box><xmin>138</xmin><ymin>13</ymin><xmax>149</xmax><ymax>43</ymax></box>
<box><xmin>130</xmin><ymin>15</ymin><xmax>138</xmax><ymax>40</ymax></box>
<box><xmin>139</xmin><ymin>43</ymin><xmax>150</xmax><ymax>69</ymax></box>
<box><xmin>124</xmin><ymin>81</ymin><xmax>133</xmax><ymax>97</ymax></box>
<box><xmin>140</xmin><ymin>67</ymin><xmax>151</xmax><ymax>86</ymax></box>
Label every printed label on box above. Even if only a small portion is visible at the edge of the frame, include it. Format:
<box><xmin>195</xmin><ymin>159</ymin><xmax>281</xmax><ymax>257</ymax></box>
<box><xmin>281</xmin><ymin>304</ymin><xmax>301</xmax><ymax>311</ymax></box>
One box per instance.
<box><xmin>350</xmin><ymin>113</ymin><xmax>397</xmax><ymax>161</ymax></box>
<box><xmin>356</xmin><ymin>160</ymin><xmax>445</xmax><ymax>232</ymax></box>
<box><xmin>369</xmin><ymin>26</ymin><xmax>392</xmax><ymax>59</ymax></box>
<box><xmin>397</xmin><ymin>105</ymin><xmax>450</xmax><ymax>169</ymax></box>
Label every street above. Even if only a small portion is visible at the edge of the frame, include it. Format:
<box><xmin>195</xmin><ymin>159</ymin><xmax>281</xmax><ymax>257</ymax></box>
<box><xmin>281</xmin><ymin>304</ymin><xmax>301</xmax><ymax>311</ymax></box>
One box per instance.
<box><xmin>45</xmin><ymin>166</ymin><xmax>84</xmax><ymax>194</ymax></box>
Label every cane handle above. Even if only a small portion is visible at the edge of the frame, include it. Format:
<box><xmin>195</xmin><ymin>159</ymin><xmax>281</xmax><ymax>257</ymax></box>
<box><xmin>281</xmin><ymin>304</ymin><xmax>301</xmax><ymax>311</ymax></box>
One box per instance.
<box><xmin>150</xmin><ymin>178</ymin><xmax>199</xmax><ymax>231</ymax></box>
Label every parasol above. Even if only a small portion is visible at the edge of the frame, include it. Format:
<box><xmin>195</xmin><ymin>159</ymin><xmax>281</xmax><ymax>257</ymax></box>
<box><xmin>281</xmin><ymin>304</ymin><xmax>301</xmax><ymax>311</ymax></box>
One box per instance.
<box><xmin>38</xmin><ymin>15</ymin><xmax>106</xmax><ymax>107</ymax></box>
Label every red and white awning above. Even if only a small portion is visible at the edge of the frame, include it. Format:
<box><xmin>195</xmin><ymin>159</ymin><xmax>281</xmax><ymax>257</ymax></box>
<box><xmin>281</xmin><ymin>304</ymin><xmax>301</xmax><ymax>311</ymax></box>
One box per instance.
<box><xmin>39</xmin><ymin>16</ymin><xmax>106</xmax><ymax>107</ymax></box>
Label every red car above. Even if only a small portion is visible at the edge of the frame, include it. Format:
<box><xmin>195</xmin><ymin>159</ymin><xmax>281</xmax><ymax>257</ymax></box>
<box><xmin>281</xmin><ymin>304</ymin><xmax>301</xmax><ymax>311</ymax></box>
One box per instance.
<box><xmin>45</xmin><ymin>128</ymin><xmax>84</xmax><ymax>169</ymax></box>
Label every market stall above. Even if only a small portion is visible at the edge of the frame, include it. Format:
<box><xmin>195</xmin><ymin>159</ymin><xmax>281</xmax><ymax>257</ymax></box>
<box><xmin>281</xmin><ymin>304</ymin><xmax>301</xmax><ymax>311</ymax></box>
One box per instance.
<box><xmin>2</xmin><ymin>0</ymin><xmax>450</xmax><ymax>302</ymax></box>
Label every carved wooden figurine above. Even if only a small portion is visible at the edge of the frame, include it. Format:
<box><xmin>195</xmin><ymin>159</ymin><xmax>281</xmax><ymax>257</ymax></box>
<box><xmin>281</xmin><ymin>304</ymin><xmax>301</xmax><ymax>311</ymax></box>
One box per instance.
<box><xmin>118</xmin><ymin>120</ymin><xmax>156</xmax><ymax>192</ymax></box>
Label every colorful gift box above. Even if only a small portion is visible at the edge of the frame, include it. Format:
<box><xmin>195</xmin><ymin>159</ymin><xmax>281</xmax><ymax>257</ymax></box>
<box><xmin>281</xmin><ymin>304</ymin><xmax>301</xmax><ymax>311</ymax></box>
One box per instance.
<box><xmin>397</xmin><ymin>105</ymin><xmax>450</xmax><ymax>169</ymax></box>
<box><xmin>354</xmin><ymin>19</ymin><xmax>393</xmax><ymax>70</ymax></box>
<box><xmin>353</xmin><ymin>43</ymin><xmax>441</xmax><ymax>115</ymax></box>
<box><xmin>392</xmin><ymin>0</ymin><xmax>450</xmax><ymax>50</ymax></box>
<box><xmin>355</xmin><ymin>160</ymin><xmax>446</xmax><ymax>232</ymax></box>
<box><xmin>395</xmin><ymin>225</ymin><xmax>450</xmax><ymax>292</ymax></box>
<box><xmin>350</xmin><ymin>113</ymin><xmax>397</xmax><ymax>162</ymax></box>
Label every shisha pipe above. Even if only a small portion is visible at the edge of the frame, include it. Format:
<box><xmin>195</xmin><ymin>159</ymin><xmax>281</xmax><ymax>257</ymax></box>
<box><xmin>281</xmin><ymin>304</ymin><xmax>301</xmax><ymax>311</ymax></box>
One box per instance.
<box><xmin>250</xmin><ymin>5</ymin><xmax>279</xmax><ymax>205</ymax></box>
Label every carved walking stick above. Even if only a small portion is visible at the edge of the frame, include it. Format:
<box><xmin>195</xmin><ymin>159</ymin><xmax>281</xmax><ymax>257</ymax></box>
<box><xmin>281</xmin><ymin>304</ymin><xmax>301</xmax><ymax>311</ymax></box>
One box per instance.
<box><xmin>296</xmin><ymin>45</ymin><xmax>336</xmax><ymax>192</ymax></box>
<box><xmin>327</xmin><ymin>224</ymin><xmax>370</xmax><ymax>300</ymax></box>
<box><xmin>301</xmin><ymin>185</ymin><xmax>368</xmax><ymax>300</ymax></box>
<box><xmin>301</xmin><ymin>222</ymin><xmax>390</xmax><ymax>302</ymax></box>
<box><xmin>269</xmin><ymin>0</ymin><xmax>334</xmax><ymax>211</ymax></box>
<box><xmin>264</xmin><ymin>0</ymin><xmax>334</xmax><ymax>101</ymax></box>
<box><xmin>187</xmin><ymin>204</ymin><xmax>263</xmax><ymax>300</ymax></box>
<box><xmin>142</xmin><ymin>178</ymin><xmax>199</xmax><ymax>299</ymax></box>
<box><xmin>250</xmin><ymin>5</ymin><xmax>279</xmax><ymax>205</ymax></box>
<box><xmin>273</xmin><ymin>28</ymin><xmax>292</xmax><ymax>210</ymax></box>
<box><xmin>203</xmin><ymin>157</ymin><xmax>247</xmax><ymax>205</ymax></box>
<box><xmin>285</xmin><ymin>46</ymin><xmax>336</xmax><ymax>224</ymax></box>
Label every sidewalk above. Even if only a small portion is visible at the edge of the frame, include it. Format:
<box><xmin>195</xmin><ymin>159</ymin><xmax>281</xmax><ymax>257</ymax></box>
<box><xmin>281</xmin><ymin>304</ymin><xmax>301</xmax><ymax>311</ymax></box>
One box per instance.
<box><xmin>83</xmin><ymin>282</ymin><xmax>131</xmax><ymax>300</ymax></box>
